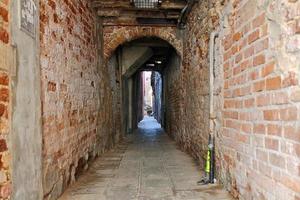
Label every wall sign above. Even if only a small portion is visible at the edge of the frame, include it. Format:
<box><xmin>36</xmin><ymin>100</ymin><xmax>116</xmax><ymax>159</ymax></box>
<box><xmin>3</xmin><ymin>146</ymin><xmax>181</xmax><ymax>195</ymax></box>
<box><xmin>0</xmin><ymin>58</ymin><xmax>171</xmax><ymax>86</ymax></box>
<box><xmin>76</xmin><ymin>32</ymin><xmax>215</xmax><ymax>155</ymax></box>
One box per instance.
<box><xmin>20</xmin><ymin>0</ymin><xmax>37</xmax><ymax>38</ymax></box>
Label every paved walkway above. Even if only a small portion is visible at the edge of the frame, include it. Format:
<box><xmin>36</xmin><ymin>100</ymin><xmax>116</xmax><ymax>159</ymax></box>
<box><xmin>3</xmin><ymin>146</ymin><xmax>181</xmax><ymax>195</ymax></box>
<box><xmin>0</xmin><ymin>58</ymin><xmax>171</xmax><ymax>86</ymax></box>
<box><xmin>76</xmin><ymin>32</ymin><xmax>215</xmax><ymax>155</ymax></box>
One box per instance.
<box><xmin>59</xmin><ymin>117</ymin><xmax>233</xmax><ymax>200</ymax></box>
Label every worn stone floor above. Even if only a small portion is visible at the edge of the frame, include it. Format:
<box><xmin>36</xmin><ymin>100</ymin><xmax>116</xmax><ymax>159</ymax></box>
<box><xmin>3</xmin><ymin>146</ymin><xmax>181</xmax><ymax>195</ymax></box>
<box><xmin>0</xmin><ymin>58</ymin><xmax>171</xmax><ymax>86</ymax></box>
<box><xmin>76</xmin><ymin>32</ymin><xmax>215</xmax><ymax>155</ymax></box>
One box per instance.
<box><xmin>59</xmin><ymin>117</ymin><xmax>233</xmax><ymax>200</ymax></box>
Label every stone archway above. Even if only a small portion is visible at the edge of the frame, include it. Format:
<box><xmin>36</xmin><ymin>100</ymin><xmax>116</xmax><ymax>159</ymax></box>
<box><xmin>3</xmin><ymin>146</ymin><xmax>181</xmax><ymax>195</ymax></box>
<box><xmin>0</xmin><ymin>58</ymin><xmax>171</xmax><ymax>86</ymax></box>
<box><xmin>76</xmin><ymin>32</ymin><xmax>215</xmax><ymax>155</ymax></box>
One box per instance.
<box><xmin>103</xmin><ymin>31</ymin><xmax>183</xmax><ymax>140</ymax></box>
<box><xmin>103</xmin><ymin>26</ymin><xmax>183</xmax><ymax>61</ymax></box>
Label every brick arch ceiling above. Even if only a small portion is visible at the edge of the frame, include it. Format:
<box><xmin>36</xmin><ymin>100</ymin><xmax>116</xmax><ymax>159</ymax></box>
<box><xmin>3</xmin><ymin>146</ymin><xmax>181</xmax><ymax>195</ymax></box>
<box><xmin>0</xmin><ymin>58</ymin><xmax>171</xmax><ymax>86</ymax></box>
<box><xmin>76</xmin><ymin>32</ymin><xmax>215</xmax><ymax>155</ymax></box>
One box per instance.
<box><xmin>103</xmin><ymin>26</ymin><xmax>183</xmax><ymax>61</ymax></box>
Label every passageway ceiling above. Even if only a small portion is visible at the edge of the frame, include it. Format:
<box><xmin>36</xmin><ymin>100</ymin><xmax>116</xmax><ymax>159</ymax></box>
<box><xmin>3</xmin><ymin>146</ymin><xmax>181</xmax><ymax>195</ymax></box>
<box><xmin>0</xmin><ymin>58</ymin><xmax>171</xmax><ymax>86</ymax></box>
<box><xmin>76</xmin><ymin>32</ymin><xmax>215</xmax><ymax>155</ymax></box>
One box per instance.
<box><xmin>92</xmin><ymin>0</ymin><xmax>188</xmax><ymax>26</ymax></box>
<box><xmin>122</xmin><ymin>38</ymin><xmax>172</xmax><ymax>76</ymax></box>
<box><xmin>140</xmin><ymin>46</ymin><xmax>170</xmax><ymax>72</ymax></box>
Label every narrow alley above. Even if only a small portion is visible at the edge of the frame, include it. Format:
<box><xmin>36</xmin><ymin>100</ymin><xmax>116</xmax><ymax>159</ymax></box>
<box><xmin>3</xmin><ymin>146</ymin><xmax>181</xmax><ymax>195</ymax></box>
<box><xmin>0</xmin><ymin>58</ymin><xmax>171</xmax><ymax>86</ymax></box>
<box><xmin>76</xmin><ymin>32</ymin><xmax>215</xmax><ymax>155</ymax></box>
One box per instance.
<box><xmin>0</xmin><ymin>0</ymin><xmax>300</xmax><ymax>200</ymax></box>
<box><xmin>59</xmin><ymin>117</ymin><xmax>232</xmax><ymax>200</ymax></box>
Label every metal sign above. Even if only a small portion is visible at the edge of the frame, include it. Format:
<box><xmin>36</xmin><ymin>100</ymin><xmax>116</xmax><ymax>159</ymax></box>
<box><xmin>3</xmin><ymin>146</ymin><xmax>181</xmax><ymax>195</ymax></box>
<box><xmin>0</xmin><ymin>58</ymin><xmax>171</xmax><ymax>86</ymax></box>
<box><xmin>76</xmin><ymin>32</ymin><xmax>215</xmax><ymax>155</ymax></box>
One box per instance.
<box><xmin>20</xmin><ymin>0</ymin><xmax>37</xmax><ymax>38</ymax></box>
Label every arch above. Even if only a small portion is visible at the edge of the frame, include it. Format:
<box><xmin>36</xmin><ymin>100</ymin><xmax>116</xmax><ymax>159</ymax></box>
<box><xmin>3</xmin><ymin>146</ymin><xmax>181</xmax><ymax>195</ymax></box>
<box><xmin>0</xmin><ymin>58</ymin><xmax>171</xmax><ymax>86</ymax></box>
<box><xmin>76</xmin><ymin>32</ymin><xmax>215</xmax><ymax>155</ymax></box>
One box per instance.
<box><xmin>103</xmin><ymin>26</ymin><xmax>183</xmax><ymax>61</ymax></box>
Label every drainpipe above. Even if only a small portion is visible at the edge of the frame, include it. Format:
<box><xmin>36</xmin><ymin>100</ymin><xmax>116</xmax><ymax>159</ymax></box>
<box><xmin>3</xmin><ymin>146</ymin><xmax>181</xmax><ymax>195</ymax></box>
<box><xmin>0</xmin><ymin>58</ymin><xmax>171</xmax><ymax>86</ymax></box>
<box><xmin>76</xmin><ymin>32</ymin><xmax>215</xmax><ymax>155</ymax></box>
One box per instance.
<box><xmin>178</xmin><ymin>0</ymin><xmax>198</xmax><ymax>29</ymax></box>
<box><xmin>209</xmin><ymin>31</ymin><xmax>218</xmax><ymax>133</ymax></box>
<box><xmin>209</xmin><ymin>31</ymin><xmax>218</xmax><ymax>184</ymax></box>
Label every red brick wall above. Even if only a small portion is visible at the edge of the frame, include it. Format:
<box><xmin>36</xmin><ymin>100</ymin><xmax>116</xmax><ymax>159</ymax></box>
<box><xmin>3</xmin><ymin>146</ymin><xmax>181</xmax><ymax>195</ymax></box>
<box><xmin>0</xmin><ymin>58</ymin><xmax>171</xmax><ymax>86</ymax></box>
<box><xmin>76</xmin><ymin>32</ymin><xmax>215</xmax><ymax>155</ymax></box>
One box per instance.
<box><xmin>220</xmin><ymin>0</ymin><xmax>300</xmax><ymax>199</ymax></box>
<box><xmin>0</xmin><ymin>0</ymin><xmax>11</xmax><ymax>199</ymax></box>
<box><xmin>0</xmin><ymin>0</ymin><xmax>9</xmax><ymax>44</ymax></box>
<box><xmin>40</xmin><ymin>0</ymin><xmax>112</xmax><ymax>198</ymax></box>
<box><xmin>163</xmin><ymin>0</ymin><xmax>300</xmax><ymax>199</ymax></box>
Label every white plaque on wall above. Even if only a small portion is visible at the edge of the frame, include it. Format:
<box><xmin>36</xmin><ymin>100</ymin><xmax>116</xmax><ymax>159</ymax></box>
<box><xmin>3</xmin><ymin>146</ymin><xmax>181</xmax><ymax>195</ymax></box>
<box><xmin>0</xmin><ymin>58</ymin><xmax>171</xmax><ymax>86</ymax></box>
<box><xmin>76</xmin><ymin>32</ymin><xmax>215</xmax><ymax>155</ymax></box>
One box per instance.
<box><xmin>20</xmin><ymin>0</ymin><xmax>37</xmax><ymax>38</ymax></box>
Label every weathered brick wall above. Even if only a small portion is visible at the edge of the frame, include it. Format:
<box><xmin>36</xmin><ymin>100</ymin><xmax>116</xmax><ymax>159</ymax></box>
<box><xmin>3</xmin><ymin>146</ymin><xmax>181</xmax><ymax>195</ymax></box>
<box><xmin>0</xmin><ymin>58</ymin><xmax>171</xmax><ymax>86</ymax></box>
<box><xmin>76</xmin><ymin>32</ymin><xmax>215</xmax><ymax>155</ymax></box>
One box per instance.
<box><xmin>166</xmin><ymin>0</ymin><xmax>300</xmax><ymax>198</ymax></box>
<box><xmin>0</xmin><ymin>0</ymin><xmax>9</xmax><ymax>44</ymax></box>
<box><xmin>183</xmin><ymin>0</ymin><xmax>211</xmax><ymax>161</ymax></box>
<box><xmin>218</xmin><ymin>0</ymin><xmax>300</xmax><ymax>199</ymax></box>
<box><xmin>166</xmin><ymin>0</ymin><xmax>300</xmax><ymax>199</ymax></box>
<box><xmin>164</xmin><ymin>51</ymin><xmax>185</xmax><ymax>142</ymax></box>
<box><xmin>40</xmin><ymin>0</ymin><xmax>119</xmax><ymax>198</ymax></box>
<box><xmin>166</xmin><ymin>0</ymin><xmax>218</xmax><ymax>167</ymax></box>
<box><xmin>0</xmin><ymin>0</ymin><xmax>11</xmax><ymax>199</ymax></box>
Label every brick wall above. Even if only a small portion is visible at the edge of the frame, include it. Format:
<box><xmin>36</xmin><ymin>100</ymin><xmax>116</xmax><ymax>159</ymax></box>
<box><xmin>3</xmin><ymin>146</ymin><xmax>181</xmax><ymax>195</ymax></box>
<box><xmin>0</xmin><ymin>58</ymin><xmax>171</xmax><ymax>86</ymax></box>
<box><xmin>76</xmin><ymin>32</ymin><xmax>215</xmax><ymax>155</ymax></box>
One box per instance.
<box><xmin>165</xmin><ymin>0</ymin><xmax>300</xmax><ymax>199</ymax></box>
<box><xmin>181</xmin><ymin>0</ymin><xmax>212</xmax><ymax>162</ymax></box>
<box><xmin>0</xmin><ymin>0</ymin><xmax>9</xmax><ymax>44</ymax></box>
<box><xmin>219</xmin><ymin>0</ymin><xmax>300</xmax><ymax>199</ymax></box>
<box><xmin>164</xmin><ymin>0</ymin><xmax>216</xmax><ymax>167</ymax></box>
<box><xmin>40</xmin><ymin>0</ymin><xmax>119</xmax><ymax>198</ymax></box>
<box><xmin>164</xmin><ymin>51</ymin><xmax>185</xmax><ymax>142</ymax></box>
<box><xmin>165</xmin><ymin>0</ymin><xmax>300</xmax><ymax>198</ymax></box>
<box><xmin>0</xmin><ymin>0</ymin><xmax>11</xmax><ymax>199</ymax></box>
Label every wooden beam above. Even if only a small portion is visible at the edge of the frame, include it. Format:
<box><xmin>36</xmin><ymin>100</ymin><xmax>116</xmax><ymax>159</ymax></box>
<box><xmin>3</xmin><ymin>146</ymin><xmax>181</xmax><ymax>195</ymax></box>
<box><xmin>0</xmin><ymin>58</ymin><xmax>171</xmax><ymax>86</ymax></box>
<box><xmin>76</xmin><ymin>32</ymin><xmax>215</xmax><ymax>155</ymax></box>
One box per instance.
<box><xmin>92</xmin><ymin>0</ymin><xmax>186</xmax><ymax>25</ymax></box>
<box><xmin>92</xmin><ymin>0</ymin><xmax>186</xmax><ymax>10</ymax></box>
<box><xmin>102</xmin><ymin>17</ymin><xmax>138</xmax><ymax>25</ymax></box>
<box><xmin>97</xmin><ymin>10</ymin><xmax>121</xmax><ymax>17</ymax></box>
<box><xmin>92</xmin><ymin>1</ymin><xmax>132</xmax><ymax>9</ymax></box>
<box><xmin>97</xmin><ymin>9</ymin><xmax>180</xmax><ymax>19</ymax></box>
<box><xmin>102</xmin><ymin>20</ymin><xmax>177</xmax><ymax>26</ymax></box>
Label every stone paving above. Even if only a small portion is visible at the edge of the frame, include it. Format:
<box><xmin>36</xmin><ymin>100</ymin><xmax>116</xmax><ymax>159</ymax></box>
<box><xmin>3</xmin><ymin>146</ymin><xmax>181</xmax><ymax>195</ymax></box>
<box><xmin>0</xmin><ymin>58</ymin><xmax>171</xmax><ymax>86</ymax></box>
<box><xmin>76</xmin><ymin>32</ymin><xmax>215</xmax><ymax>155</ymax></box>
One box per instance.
<box><xmin>59</xmin><ymin>117</ymin><xmax>233</xmax><ymax>200</ymax></box>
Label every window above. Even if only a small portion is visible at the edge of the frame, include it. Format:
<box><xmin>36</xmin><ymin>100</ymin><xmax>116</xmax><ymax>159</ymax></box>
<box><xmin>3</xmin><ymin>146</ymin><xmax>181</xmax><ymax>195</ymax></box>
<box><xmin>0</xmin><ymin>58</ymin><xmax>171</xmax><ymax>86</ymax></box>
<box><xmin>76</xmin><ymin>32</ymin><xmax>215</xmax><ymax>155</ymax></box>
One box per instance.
<box><xmin>131</xmin><ymin>0</ymin><xmax>161</xmax><ymax>9</ymax></box>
